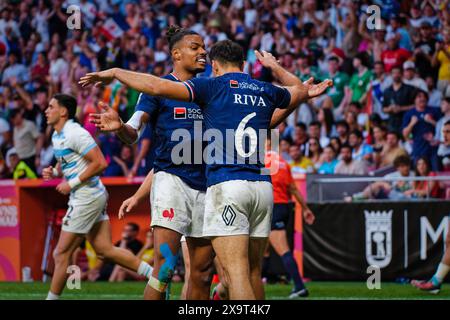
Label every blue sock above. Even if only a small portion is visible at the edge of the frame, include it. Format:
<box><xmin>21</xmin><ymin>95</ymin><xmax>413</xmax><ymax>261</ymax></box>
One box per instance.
<box><xmin>281</xmin><ymin>251</ymin><xmax>305</xmax><ymax>291</ymax></box>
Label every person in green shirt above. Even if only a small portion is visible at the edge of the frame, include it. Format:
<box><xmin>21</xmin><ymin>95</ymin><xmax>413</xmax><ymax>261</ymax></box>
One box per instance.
<box><xmin>322</xmin><ymin>56</ymin><xmax>350</xmax><ymax>107</ymax></box>
<box><xmin>6</xmin><ymin>148</ymin><xmax>37</xmax><ymax>179</ymax></box>
<box><xmin>349</xmin><ymin>52</ymin><xmax>373</xmax><ymax>104</ymax></box>
<box><xmin>294</xmin><ymin>53</ymin><xmax>322</xmax><ymax>83</ymax></box>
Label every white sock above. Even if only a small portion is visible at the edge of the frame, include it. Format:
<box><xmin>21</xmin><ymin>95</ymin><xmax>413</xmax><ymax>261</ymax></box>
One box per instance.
<box><xmin>137</xmin><ymin>261</ymin><xmax>153</xmax><ymax>279</ymax></box>
<box><xmin>433</xmin><ymin>263</ymin><xmax>450</xmax><ymax>284</ymax></box>
<box><xmin>46</xmin><ymin>291</ymin><xmax>60</xmax><ymax>300</ymax></box>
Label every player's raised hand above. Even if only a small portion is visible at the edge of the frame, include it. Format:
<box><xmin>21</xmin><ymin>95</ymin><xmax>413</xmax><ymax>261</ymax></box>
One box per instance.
<box><xmin>79</xmin><ymin>68</ymin><xmax>116</xmax><ymax>88</ymax></box>
<box><xmin>118</xmin><ymin>196</ymin><xmax>140</xmax><ymax>219</ymax></box>
<box><xmin>305</xmin><ymin>78</ymin><xmax>333</xmax><ymax>99</ymax></box>
<box><xmin>42</xmin><ymin>166</ymin><xmax>54</xmax><ymax>180</ymax></box>
<box><xmin>89</xmin><ymin>101</ymin><xmax>123</xmax><ymax>132</ymax></box>
<box><xmin>254</xmin><ymin>50</ymin><xmax>279</xmax><ymax>68</ymax></box>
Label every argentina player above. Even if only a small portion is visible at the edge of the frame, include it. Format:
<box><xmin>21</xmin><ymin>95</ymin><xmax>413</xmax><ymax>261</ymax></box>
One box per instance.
<box><xmin>80</xmin><ymin>40</ymin><xmax>332</xmax><ymax>299</ymax></box>
<box><xmin>43</xmin><ymin>94</ymin><xmax>153</xmax><ymax>300</ymax></box>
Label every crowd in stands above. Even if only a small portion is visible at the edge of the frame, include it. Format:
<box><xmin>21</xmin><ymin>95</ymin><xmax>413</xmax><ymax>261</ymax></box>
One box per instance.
<box><xmin>0</xmin><ymin>0</ymin><xmax>449</xmax><ymax>198</ymax></box>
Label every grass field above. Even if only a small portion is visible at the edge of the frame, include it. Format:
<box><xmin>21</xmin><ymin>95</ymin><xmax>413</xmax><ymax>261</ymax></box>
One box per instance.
<box><xmin>0</xmin><ymin>281</ymin><xmax>449</xmax><ymax>300</ymax></box>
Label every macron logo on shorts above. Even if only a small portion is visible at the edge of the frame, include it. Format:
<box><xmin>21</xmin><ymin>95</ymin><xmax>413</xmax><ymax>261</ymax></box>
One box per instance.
<box><xmin>222</xmin><ymin>205</ymin><xmax>236</xmax><ymax>226</ymax></box>
<box><xmin>174</xmin><ymin>107</ymin><xmax>187</xmax><ymax>119</ymax></box>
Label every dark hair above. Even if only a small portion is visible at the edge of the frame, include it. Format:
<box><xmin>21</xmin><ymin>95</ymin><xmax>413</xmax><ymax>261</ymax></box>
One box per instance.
<box><xmin>415</xmin><ymin>156</ymin><xmax>431</xmax><ymax>176</ymax></box>
<box><xmin>350</xmin><ymin>129</ymin><xmax>363</xmax><ymax>140</ymax></box>
<box><xmin>391</xmin><ymin>65</ymin><xmax>403</xmax><ymax>73</ymax></box>
<box><xmin>414</xmin><ymin>89</ymin><xmax>429</xmax><ymax>101</ymax></box>
<box><xmin>209</xmin><ymin>40</ymin><xmax>245</xmax><ymax>68</ymax></box>
<box><xmin>387</xmin><ymin>130</ymin><xmax>400</xmax><ymax>139</ymax></box>
<box><xmin>320</xmin><ymin>108</ymin><xmax>335</xmax><ymax>136</ymax></box>
<box><xmin>9</xmin><ymin>108</ymin><xmax>23</xmax><ymax>120</ymax></box>
<box><xmin>328</xmin><ymin>56</ymin><xmax>339</xmax><ymax>63</ymax></box>
<box><xmin>53</xmin><ymin>93</ymin><xmax>77</xmax><ymax>119</ymax></box>
<box><xmin>330</xmin><ymin>137</ymin><xmax>342</xmax><ymax>154</ymax></box>
<box><xmin>354</xmin><ymin>52</ymin><xmax>370</xmax><ymax>68</ymax></box>
<box><xmin>308</xmin><ymin>137</ymin><xmax>323</xmax><ymax>155</ymax></box>
<box><xmin>296</xmin><ymin>121</ymin><xmax>307</xmax><ymax>131</ymax></box>
<box><xmin>281</xmin><ymin>137</ymin><xmax>293</xmax><ymax>146</ymax></box>
<box><xmin>393</xmin><ymin>154</ymin><xmax>411</xmax><ymax>168</ymax></box>
<box><xmin>341</xmin><ymin>143</ymin><xmax>352</xmax><ymax>152</ymax></box>
<box><xmin>309</xmin><ymin>121</ymin><xmax>321</xmax><ymax>128</ymax></box>
<box><xmin>336</xmin><ymin>120</ymin><xmax>349</xmax><ymax>131</ymax></box>
<box><xmin>349</xmin><ymin>101</ymin><xmax>362</xmax><ymax>110</ymax></box>
<box><xmin>445</xmin><ymin>120</ymin><xmax>450</xmax><ymax>126</ymax></box>
<box><xmin>166</xmin><ymin>25</ymin><xmax>199</xmax><ymax>51</ymax></box>
<box><xmin>444</xmin><ymin>97</ymin><xmax>450</xmax><ymax>104</ymax></box>
<box><xmin>127</xmin><ymin>222</ymin><xmax>140</xmax><ymax>232</ymax></box>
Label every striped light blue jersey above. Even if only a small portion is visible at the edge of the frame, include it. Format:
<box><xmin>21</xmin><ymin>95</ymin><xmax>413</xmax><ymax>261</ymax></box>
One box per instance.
<box><xmin>52</xmin><ymin>119</ymin><xmax>106</xmax><ymax>204</ymax></box>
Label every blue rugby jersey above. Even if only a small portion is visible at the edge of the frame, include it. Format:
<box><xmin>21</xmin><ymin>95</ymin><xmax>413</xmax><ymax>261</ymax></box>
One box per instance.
<box><xmin>184</xmin><ymin>72</ymin><xmax>291</xmax><ymax>187</ymax></box>
<box><xmin>136</xmin><ymin>73</ymin><xmax>207</xmax><ymax>191</ymax></box>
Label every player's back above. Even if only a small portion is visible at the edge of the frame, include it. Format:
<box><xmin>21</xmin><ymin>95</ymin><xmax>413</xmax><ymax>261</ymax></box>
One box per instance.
<box><xmin>186</xmin><ymin>72</ymin><xmax>291</xmax><ymax>187</ymax></box>
<box><xmin>52</xmin><ymin>119</ymin><xmax>106</xmax><ymax>204</ymax></box>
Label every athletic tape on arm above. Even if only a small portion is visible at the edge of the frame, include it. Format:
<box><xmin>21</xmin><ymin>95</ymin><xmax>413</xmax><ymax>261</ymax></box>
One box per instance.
<box><xmin>126</xmin><ymin>110</ymin><xmax>146</xmax><ymax>140</ymax></box>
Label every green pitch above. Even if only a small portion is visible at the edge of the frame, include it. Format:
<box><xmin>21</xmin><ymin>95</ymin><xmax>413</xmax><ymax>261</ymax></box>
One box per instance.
<box><xmin>0</xmin><ymin>281</ymin><xmax>449</xmax><ymax>300</ymax></box>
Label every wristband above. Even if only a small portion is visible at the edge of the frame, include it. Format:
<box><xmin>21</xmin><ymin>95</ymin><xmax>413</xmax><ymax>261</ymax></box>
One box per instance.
<box><xmin>52</xmin><ymin>168</ymin><xmax>59</xmax><ymax>177</ymax></box>
<box><xmin>68</xmin><ymin>177</ymin><xmax>82</xmax><ymax>189</ymax></box>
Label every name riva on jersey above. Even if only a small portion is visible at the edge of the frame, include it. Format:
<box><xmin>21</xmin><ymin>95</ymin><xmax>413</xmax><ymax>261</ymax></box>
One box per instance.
<box><xmin>233</xmin><ymin>94</ymin><xmax>267</xmax><ymax>107</ymax></box>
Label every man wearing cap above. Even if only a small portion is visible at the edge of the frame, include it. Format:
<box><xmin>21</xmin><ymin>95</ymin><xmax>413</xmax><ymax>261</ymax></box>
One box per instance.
<box><xmin>5</xmin><ymin>148</ymin><xmax>37</xmax><ymax>179</ymax></box>
<box><xmin>381</xmin><ymin>34</ymin><xmax>412</xmax><ymax>73</ymax></box>
<box><xmin>403</xmin><ymin>61</ymin><xmax>428</xmax><ymax>92</ymax></box>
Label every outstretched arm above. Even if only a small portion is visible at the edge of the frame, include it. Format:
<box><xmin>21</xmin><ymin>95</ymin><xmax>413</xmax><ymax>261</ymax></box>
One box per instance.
<box><xmin>89</xmin><ymin>102</ymin><xmax>150</xmax><ymax>145</ymax></box>
<box><xmin>255</xmin><ymin>51</ymin><xmax>333</xmax><ymax>128</ymax></box>
<box><xmin>79</xmin><ymin>68</ymin><xmax>191</xmax><ymax>102</ymax></box>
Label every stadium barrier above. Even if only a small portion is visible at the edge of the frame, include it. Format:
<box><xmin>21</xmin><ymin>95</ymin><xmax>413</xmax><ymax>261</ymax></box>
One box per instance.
<box><xmin>0</xmin><ymin>176</ymin><xmax>308</xmax><ymax>281</ymax></box>
<box><xmin>304</xmin><ymin>201</ymin><xmax>450</xmax><ymax>281</ymax></box>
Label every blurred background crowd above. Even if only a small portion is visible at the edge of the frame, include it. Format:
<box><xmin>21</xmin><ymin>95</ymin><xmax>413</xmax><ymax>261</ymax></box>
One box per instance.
<box><xmin>0</xmin><ymin>0</ymin><xmax>449</xmax><ymax>200</ymax></box>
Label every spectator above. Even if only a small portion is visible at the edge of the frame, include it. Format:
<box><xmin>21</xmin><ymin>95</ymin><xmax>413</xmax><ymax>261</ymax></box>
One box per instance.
<box><xmin>104</xmin><ymin>144</ymin><xmax>134</xmax><ymax>177</ymax></box>
<box><xmin>436</xmin><ymin>98</ymin><xmax>450</xmax><ymax>169</ymax></box>
<box><xmin>280</xmin><ymin>138</ymin><xmax>293</xmax><ymax>163</ymax></box>
<box><xmin>329</xmin><ymin>137</ymin><xmax>342</xmax><ymax>157</ymax></box>
<box><xmin>374</xmin><ymin>131</ymin><xmax>408</xmax><ymax>168</ymax></box>
<box><xmin>293</xmin><ymin>122</ymin><xmax>308</xmax><ymax>153</ymax></box>
<box><xmin>345</xmin><ymin>154</ymin><xmax>414</xmax><ymax>201</ymax></box>
<box><xmin>432</xmin><ymin>28</ymin><xmax>450</xmax><ymax>97</ymax></box>
<box><xmin>349</xmin><ymin>129</ymin><xmax>373</xmax><ymax>163</ymax></box>
<box><xmin>371</xmin><ymin>61</ymin><xmax>392</xmax><ymax>120</ymax></box>
<box><xmin>349</xmin><ymin>52</ymin><xmax>372</xmax><ymax>104</ymax></box>
<box><xmin>402</xmin><ymin>90</ymin><xmax>441</xmax><ymax>170</ymax></box>
<box><xmin>408</xmin><ymin>156</ymin><xmax>439</xmax><ymax>198</ymax></box>
<box><xmin>402</xmin><ymin>61</ymin><xmax>428</xmax><ymax>92</ymax></box>
<box><xmin>92</xmin><ymin>222</ymin><xmax>143</xmax><ymax>282</ymax></box>
<box><xmin>381</xmin><ymin>33</ymin><xmax>412</xmax><ymax>73</ymax></box>
<box><xmin>288</xmin><ymin>145</ymin><xmax>314</xmax><ymax>174</ymax></box>
<box><xmin>334</xmin><ymin>144</ymin><xmax>368</xmax><ymax>175</ymax></box>
<box><xmin>308</xmin><ymin>121</ymin><xmax>329</xmax><ymax>149</ymax></box>
<box><xmin>10</xmin><ymin>108</ymin><xmax>41</xmax><ymax>174</ymax></box>
<box><xmin>1</xmin><ymin>52</ymin><xmax>29</xmax><ymax>85</ymax></box>
<box><xmin>426</xmin><ymin>75</ymin><xmax>443</xmax><ymax>108</ymax></box>
<box><xmin>382</xmin><ymin>66</ymin><xmax>416</xmax><ymax>134</ymax></box>
<box><xmin>335</xmin><ymin>120</ymin><xmax>350</xmax><ymax>145</ymax></box>
<box><xmin>440</xmin><ymin>120</ymin><xmax>450</xmax><ymax>172</ymax></box>
<box><xmin>307</xmin><ymin>137</ymin><xmax>323</xmax><ymax>170</ymax></box>
<box><xmin>317</xmin><ymin>107</ymin><xmax>335</xmax><ymax>139</ymax></box>
<box><xmin>323</xmin><ymin>56</ymin><xmax>349</xmax><ymax>108</ymax></box>
<box><xmin>5</xmin><ymin>147</ymin><xmax>36</xmax><ymax>179</ymax></box>
<box><xmin>318</xmin><ymin>145</ymin><xmax>338</xmax><ymax>175</ymax></box>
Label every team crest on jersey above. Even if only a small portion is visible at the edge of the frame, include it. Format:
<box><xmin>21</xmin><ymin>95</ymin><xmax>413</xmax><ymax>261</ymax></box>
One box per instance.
<box><xmin>230</xmin><ymin>80</ymin><xmax>239</xmax><ymax>88</ymax></box>
<box><xmin>174</xmin><ymin>107</ymin><xmax>187</xmax><ymax>119</ymax></box>
<box><xmin>163</xmin><ymin>208</ymin><xmax>175</xmax><ymax>221</ymax></box>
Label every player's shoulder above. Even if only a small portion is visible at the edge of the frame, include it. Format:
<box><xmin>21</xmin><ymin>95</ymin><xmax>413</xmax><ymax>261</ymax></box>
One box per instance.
<box><xmin>64</xmin><ymin>120</ymin><xmax>90</xmax><ymax>138</ymax></box>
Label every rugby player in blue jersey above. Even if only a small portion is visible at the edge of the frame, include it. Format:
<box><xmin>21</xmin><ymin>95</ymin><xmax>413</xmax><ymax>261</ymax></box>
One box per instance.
<box><xmin>81</xmin><ymin>40</ymin><xmax>332</xmax><ymax>300</ymax></box>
